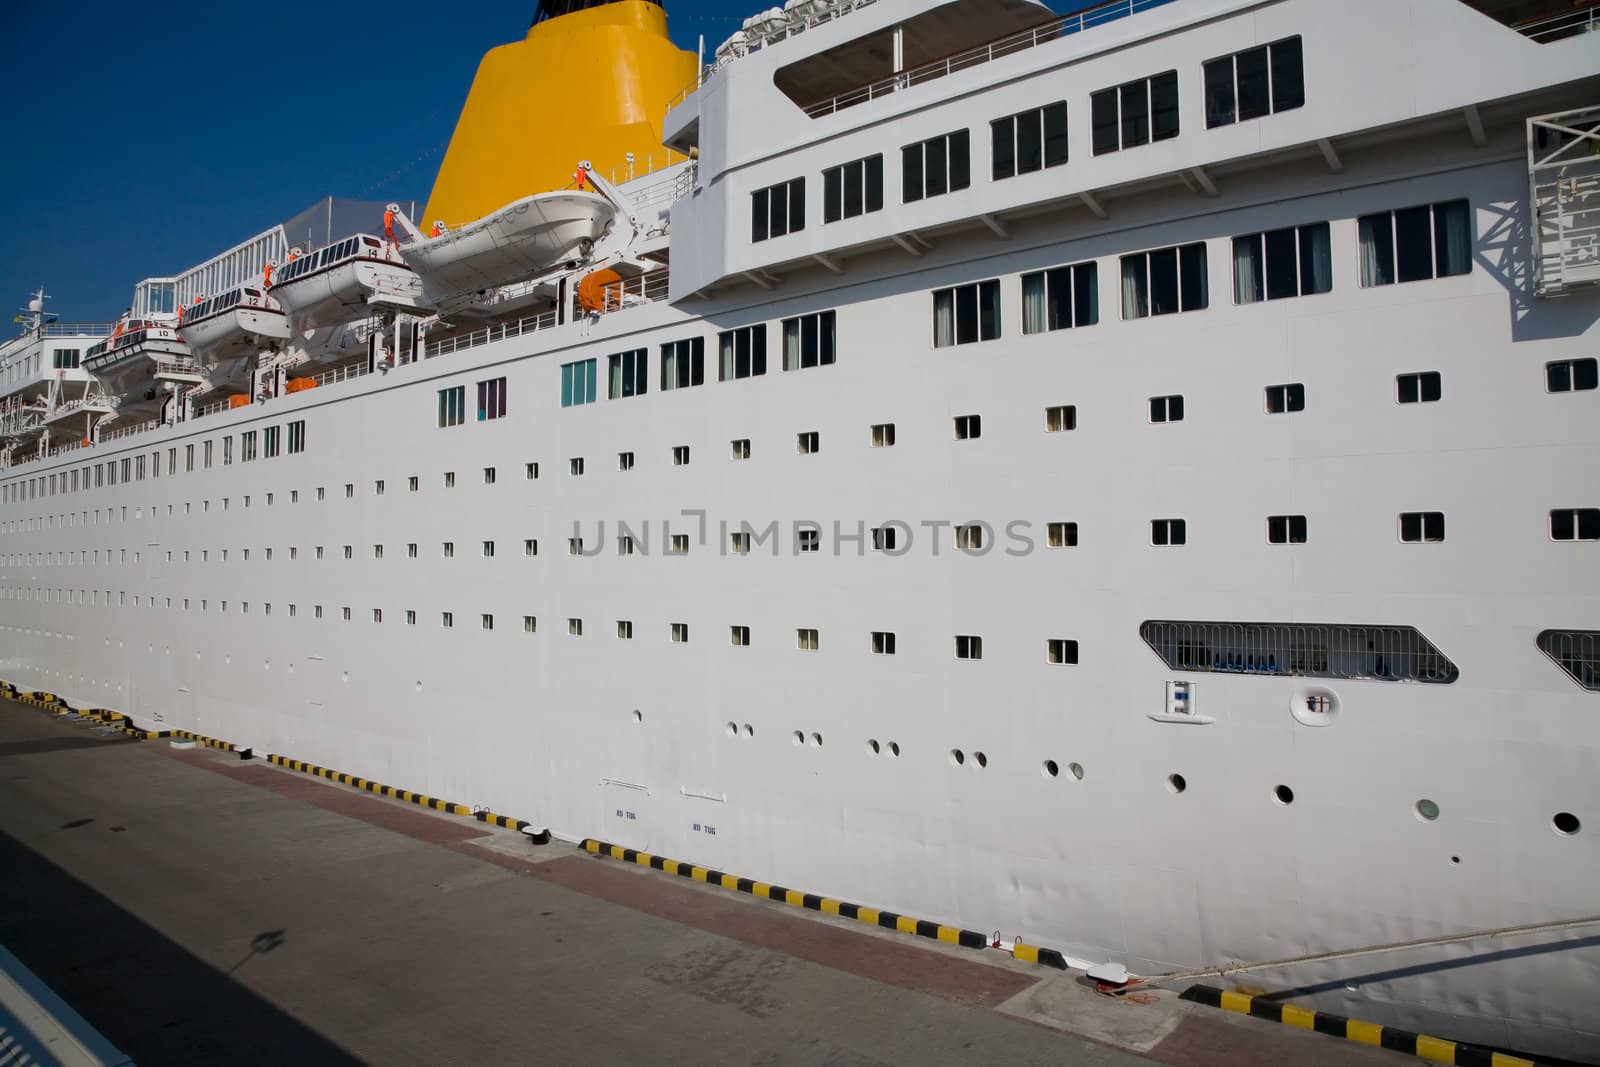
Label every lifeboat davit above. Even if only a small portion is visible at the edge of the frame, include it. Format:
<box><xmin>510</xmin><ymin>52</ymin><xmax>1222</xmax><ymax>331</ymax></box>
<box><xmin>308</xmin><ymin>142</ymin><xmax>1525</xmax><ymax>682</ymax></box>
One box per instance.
<box><xmin>176</xmin><ymin>284</ymin><xmax>288</xmax><ymax>362</ymax></box>
<box><xmin>269</xmin><ymin>234</ymin><xmax>423</xmax><ymax>332</ymax></box>
<box><xmin>400</xmin><ymin>190</ymin><xmax>615</xmax><ymax>311</ymax></box>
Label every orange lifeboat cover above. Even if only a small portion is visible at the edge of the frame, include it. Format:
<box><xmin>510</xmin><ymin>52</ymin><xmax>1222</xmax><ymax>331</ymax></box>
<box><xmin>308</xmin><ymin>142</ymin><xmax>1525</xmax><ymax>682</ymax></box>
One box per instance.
<box><xmin>228</xmin><ymin>395</ymin><xmax>251</xmax><ymax>409</ymax></box>
<box><xmin>576</xmin><ymin>268</ymin><xmax>622</xmax><ymax>315</ymax></box>
<box><xmin>284</xmin><ymin>378</ymin><xmax>318</xmax><ymax>393</ymax></box>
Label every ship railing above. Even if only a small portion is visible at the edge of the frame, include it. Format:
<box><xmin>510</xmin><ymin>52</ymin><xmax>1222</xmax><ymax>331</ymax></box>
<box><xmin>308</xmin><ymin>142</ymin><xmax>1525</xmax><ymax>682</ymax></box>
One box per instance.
<box><xmin>601</xmin><ymin>268</ymin><xmax>670</xmax><ymax>313</ymax></box>
<box><xmin>311</xmin><ymin>362</ymin><xmax>371</xmax><ymax>388</ymax></box>
<box><xmin>1517</xmin><ymin>3</ymin><xmax>1600</xmax><ymax>41</ymax></box>
<box><xmin>802</xmin><ymin>0</ymin><xmax>1181</xmax><ymax>118</ymax></box>
<box><xmin>424</xmin><ymin>309</ymin><xmax>561</xmax><ymax>360</ymax></box>
<box><xmin>605</xmin><ymin>148</ymin><xmax>692</xmax><ymax>187</ymax></box>
<box><xmin>625</xmin><ymin>163</ymin><xmax>696</xmax><ymax>210</ymax></box>
<box><xmin>100</xmin><ymin>419</ymin><xmax>158</xmax><ymax>444</ymax></box>
<box><xmin>665</xmin><ymin>0</ymin><xmax>882</xmax><ymax>111</ymax></box>
<box><xmin>42</xmin><ymin>323</ymin><xmax>116</xmax><ymax>338</ymax></box>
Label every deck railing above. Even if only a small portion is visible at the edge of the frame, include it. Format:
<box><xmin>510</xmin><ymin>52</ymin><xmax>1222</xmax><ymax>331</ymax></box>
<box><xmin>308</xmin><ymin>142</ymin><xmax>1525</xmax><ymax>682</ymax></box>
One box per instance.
<box><xmin>1517</xmin><ymin>4</ymin><xmax>1600</xmax><ymax>41</ymax></box>
<box><xmin>802</xmin><ymin>0</ymin><xmax>1181</xmax><ymax>118</ymax></box>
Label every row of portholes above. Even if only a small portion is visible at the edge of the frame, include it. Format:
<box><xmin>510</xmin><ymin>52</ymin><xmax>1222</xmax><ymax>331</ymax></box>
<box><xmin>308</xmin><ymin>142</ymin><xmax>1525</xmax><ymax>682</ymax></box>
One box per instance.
<box><xmin>866</xmin><ymin>739</ymin><xmax>901</xmax><ymax>757</ymax></box>
<box><xmin>1164</xmin><ymin>774</ymin><xmax>1583</xmax><ymax>837</ymax></box>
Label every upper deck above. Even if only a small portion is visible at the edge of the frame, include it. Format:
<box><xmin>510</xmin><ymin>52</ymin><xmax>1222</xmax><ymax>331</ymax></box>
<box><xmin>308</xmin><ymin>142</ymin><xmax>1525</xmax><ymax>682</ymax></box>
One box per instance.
<box><xmin>0</xmin><ymin>324</ymin><xmax>111</xmax><ymax>404</ymax></box>
<box><xmin>661</xmin><ymin>0</ymin><xmax>1600</xmax><ymax>298</ymax></box>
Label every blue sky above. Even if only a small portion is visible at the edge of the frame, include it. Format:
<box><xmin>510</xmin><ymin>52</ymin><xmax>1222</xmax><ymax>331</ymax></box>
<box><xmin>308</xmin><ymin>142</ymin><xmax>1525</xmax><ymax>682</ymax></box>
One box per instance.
<box><xmin>0</xmin><ymin>0</ymin><xmax>767</xmax><ymax>320</ymax></box>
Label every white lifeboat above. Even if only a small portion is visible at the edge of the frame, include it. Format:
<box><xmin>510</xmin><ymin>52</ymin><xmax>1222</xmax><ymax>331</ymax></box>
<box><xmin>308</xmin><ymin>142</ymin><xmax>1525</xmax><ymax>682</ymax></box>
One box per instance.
<box><xmin>400</xmin><ymin>190</ymin><xmax>615</xmax><ymax>312</ymax></box>
<box><xmin>82</xmin><ymin>316</ymin><xmax>193</xmax><ymax>400</ymax></box>
<box><xmin>269</xmin><ymin>234</ymin><xmax>424</xmax><ymax>332</ymax></box>
<box><xmin>176</xmin><ymin>284</ymin><xmax>288</xmax><ymax>362</ymax></box>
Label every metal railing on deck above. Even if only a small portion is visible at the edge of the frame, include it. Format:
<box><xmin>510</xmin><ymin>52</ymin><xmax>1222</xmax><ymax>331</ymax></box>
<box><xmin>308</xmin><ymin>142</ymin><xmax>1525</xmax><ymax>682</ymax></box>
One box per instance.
<box><xmin>1518</xmin><ymin>4</ymin><xmax>1599</xmax><ymax>41</ymax></box>
<box><xmin>604</xmin><ymin>148</ymin><xmax>691</xmax><ymax>186</ymax></box>
<box><xmin>426</xmin><ymin>309</ymin><xmax>561</xmax><ymax>359</ymax></box>
<box><xmin>802</xmin><ymin>0</ymin><xmax>1181</xmax><ymax>117</ymax></box>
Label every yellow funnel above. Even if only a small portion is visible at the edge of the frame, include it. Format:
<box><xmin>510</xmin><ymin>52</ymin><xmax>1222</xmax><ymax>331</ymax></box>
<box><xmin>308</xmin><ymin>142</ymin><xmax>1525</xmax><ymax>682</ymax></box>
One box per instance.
<box><xmin>423</xmin><ymin>1</ymin><xmax>697</xmax><ymax>228</ymax></box>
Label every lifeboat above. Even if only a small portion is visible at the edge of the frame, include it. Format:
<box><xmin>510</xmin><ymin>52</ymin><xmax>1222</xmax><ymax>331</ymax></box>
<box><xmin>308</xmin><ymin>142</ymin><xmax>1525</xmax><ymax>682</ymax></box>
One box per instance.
<box><xmin>400</xmin><ymin>190</ymin><xmax>615</xmax><ymax>311</ymax></box>
<box><xmin>82</xmin><ymin>317</ymin><xmax>194</xmax><ymax>401</ymax></box>
<box><xmin>269</xmin><ymin>234</ymin><xmax>423</xmax><ymax>332</ymax></box>
<box><xmin>176</xmin><ymin>284</ymin><xmax>288</xmax><ymax>362</ymax></box>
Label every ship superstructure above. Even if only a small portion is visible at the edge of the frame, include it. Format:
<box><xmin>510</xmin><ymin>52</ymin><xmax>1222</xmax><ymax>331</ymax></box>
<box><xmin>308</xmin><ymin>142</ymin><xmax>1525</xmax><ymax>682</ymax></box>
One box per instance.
<box><xmin>2</xmin><ymin>0</ymin><xmax>1599</xmax><ymax>1058</ymax></box>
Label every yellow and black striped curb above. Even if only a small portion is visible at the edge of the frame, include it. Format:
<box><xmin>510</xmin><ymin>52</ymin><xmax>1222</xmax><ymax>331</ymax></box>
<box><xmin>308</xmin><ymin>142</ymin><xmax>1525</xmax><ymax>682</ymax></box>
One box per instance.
<box><xmin>475</xmin><ymin>811</ymin><xmax>533</xmax><ymax>831</ymax></box>
<box><xmin>169</xmin><ymin>729</ymin><xmax>240</xmax><ymax>752</ymax></box>
<box><xmin>265</xmin><ymin>755</ymin><xmax>473</xmax><ymax>815</ymax></box>
<box><xmin>1180</xmin><ymin>986</ymin><xmax>1540</xmax><ymax>1066</ymax></box>
<box><xmin>581</xmin><ymin>837</ymin><xmax>1069</xmax><ymax>967</ymax></box>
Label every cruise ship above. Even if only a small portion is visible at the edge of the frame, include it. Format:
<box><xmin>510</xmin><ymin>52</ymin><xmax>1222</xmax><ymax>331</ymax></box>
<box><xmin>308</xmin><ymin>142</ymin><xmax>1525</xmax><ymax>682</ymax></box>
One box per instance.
<box><xmin>3</xmin><ymin>0</ymin><xmax>1598</xmax><ymax>1058</ymax></box>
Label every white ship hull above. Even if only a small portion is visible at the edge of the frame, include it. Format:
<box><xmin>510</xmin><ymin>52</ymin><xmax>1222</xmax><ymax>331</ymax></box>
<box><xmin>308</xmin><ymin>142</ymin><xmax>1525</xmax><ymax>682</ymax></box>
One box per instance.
<box><xmin>4</xmin><ymin>0</ymin><xmax>1600</xmax><ymax>1060</ymax></box>
<box><xmin>403</xmin><ymin>191</ymin><xmax>614</xmax><ymax>309</ymax></box>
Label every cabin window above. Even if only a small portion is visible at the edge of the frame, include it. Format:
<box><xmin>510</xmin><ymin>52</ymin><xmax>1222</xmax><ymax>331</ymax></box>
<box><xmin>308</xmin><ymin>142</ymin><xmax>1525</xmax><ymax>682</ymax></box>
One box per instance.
<box><xmin>1550</xmin><ymin>509</ymin><xmax>1600</xmax><ymax>542</ymax></box>
<box><xmin>992</xmin><ymin>102</ymin><xmax>1068</xmax><ymax>180</ymax></box>
<box><xmin>752</xmin><ymin>177</ymin><xmax>805</xmax><ymax>242</ymax></box>
<box><xmin>781</xmin><ymin>311</ymin><xmax>836</xmax><ymax>370</ymax></box>
<box><xmin>932</xmin><ymin>280</ymin><xmax>1001</xmax><ymax>347</ymax></box>
<box><xmin>560</xmin><ymin>358</ymin><xmax>597</xmax><ymax>407</ymax></box>
<box><xmin>263</xmin><ymin>425</ymin><xmax>281</xmax><ymax>458</ymax></box>
<box><xmin>1546</xmin><ymin>358</ymin><xmax>1597</xmax><ymax>393</ymax></box>
<box><xmin>438</xmin><ymin>385</ymin><xmax>466</xmax><ymax>426</ymax></box>
<box><xmin>822</xmin><ymin>154</ymin><xmax>883</xmax><ymax>222</ymax></box>
<box><xmin>1091</xmin><ymin>70</ymin><xmax>1179</xmax><ymax>155</ymax></box>
<box><xmin>902</xmin><ymin>130</ymin><xmax>970</xmax><ymax>203</ymax></box>
<box><xmin>718</xmin><ymin>325</ymin><xmax>767</xmax><ymax>380</ymax></box>
<box><xmin>1397</xmin><ymin>372</ymin><xmax>1442</xmax><ymax>404</ymax></box>
<box><xmin>1233</xmin><ymin>222</ymin><xmax>1332</xmax><ymax>303</ymax></box>
<box><xmin>1151</xmin><ymin>518</ymin><xmax>1187</xmax><ymax>546</ymax></box>
<box><xmin>660</xmin><ymin>338</ymin><xmax>704</xmax><ymax>390</ymax></box>
<box><xmin>477</xmin><ymin>376</ymin><xmax>507</xmax><ymax>420</ymax></box>
<box><xmin>1358</xmin><ymin>200</ymin><xmax>1471</xmax><ymax>286</ymax></box>
<box><xmin>1122</xmin><ymin>243</ymin><xmax>1209</xmax><ymax>318</ymax></box>
<box><xmin>608</xmin><ymin>349</ymin><xmax>647</xmax><ymax>399</ymax></box>
<box><xmin>1268</xmin><ymin>515</ymin><xmax>1308</xmax><ymax>544</ymax></box>
<box><xmin>1022</xmin><ymin>261</ymin><xmax>1099</xmax><ymax>333</ymax></box>
<box><xmin>1204</xmin><ymin>37</ymin><xmax>1304</xmax><ymax>128</ymax></box>
<box><xmin>1399</xmin><ymin>511</ymin><xmax>1445</xmax><ymax>543</ymax></box>
<box><xmin>1149</xmin><ymin>395</ymin><xmax>1184</xmax><ymax>423</ymax></box>
<box><xmin>1265</xmin><ymin>383</ymin><xmax>1305</xmax><ymax>413</ymax></box>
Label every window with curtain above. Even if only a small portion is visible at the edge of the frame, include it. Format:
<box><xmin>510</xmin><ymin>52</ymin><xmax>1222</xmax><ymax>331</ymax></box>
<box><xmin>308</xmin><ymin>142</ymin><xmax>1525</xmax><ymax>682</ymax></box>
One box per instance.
<box><xmin>660</xmin><ymin>337</ymin><xmax>704</xmax><ymax>390</ymax></box>
<box><xmin>1358</xmin><ymin>199</ymin><xmax>1471</xmax><ymax>287</ymax></box>
<box><xmin>1022</xmin><ymin>261</ymin><xmax>1099</xmax><ymax>334</ymax></box>
<box><xmin>1233</xmin><ymin>221</ymin><xmax>1331</xmax><ymax>303</ymax></box>
<box><xmin>782</xmin><ymin>311</ymin><xmax>837</xmax><ymax>370</ymax></box>
<box><xmin>932</xmin><ymin>280</ymin><xmax>1001</xmax><ymax>347</ymax></box>
<box><xmin>437</xmin><ymin>385</ymin><xmax>466</xmax><ymax>426</ymax></box>
<box><xmin>992</xmin><ymin>102</ymin><xmax>1068</xmax><ymax>180</ymax></box>
<box><xmin>751</xmin><ymin>177</ymin><xmax>805</xmax><ymax>242</ymax></box>
<box><xmin>560</xmin><ymin>358</ymin><xmax>597</xmax><ymax>407</ymax></box>
<box><xmin>822</xmin><ymin>155</ymin><xmax>883</xmax><ymax>223</ymax></box>
<box><xmin>476</xmin><ymin>376</ymin><xmax>507</xmax><ymax>420</ymax></box>
<box><xmin>1092</xmin><ymin>70</ymin><xmax>1179</xmax><ymax>155</ymax></box>
<box><xmin>608</xmin><ymin>348</ymin><xmax>647</xmax><ymax>399</ymax></box>
<box><xmin>1122</xmin><ymin>243</ymin><xmax>1208</xmax><ymax>319</ymax></box>
<box><xmin>902</xmin><ymin>130</ymin><xmax>970</xmax><ymax>202</ymax></box>
<box><xmin>718</xmin><ymin>325</ymin><xmax>767</xmax><ymax>381</ymax></box>
<box><xmin>1204</xmin><ymin>37</ymin><xmax>1304</xmax><ymax>128</ymax></box>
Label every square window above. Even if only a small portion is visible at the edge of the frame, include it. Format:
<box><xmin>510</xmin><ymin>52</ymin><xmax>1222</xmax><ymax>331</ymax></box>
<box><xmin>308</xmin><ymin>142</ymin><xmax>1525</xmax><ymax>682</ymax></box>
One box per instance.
<box><xmin>568</xmin><ymin>537</ymin><xmax>584</xmax><ymax>556</ymax></box>
<box><xmin>730</xmin><ymin>438</ymin><xmax>751</xmax><ymax>460</ymax></box>
<box><xmin>406</xmin><ymin>610</ymin><xmax>417</xmax><ymax>625</ymax></box>
<box><xmin>373</xmin><ymin>608</ymin><xmax>383</xmax><ymax>623</ymax></box>
<box><xmin>797</xmin><ymin>628</ymin><xmax>819</xmax><ymax>651</ymax></box>
<box><xmin>798</xmin><ymin>528</ymin><xmax>821</xmax><ymax>553</ymax></box>
<box><xmin>1048</xmin><ymin>638</ymin><xmax>1079</xmax><ymax>665</ymax></box>
<box><xmin>729</xmin><ymin>531</ymin><xmax>751</xmax><ymax>554</ymax></box>
<box><xmin>872</xmin><ymin>526</ymin><xmax>898</xmax><ymax>552</ymax></box>
<box><xmin>671</xmin><ymin>622</ymin><xmax>690</xmax><ymax>643</ymax></box>
<box><xmin>443</xmin><ymin>542</ymin><xmax>455</xmax><ymax>558</ymax></box>
<box><xmin>524</xmin><ymin>615</ymin><xmax>537</xmax><ymax>633</ymax></box>
<box><xmin>871</xmin><ymin>631</ymin><xmax>896</xmax><ymax>655</ymax></box>
<box><xmin>955</xmin><ymin>524</ymin><xmax>985</xmax><ymax>551</ymax></box>
<box><xmin>797</xmin><ymin>431</ymin><xmax>820</xmax><ymax>455</ymax></box>
<box><xmin>484</xmin><ymin>467</ymin><xmax>497</xmax><ymax>484</ymax></box>
<box><xmin>1149</xmin><ymin>395</ymin><xmax>1185</xmax><ymax>423</ymax></box>
<box><xmin>373</xmin><ymin>544</ymin><xmax>384</xmax><ymax>559</ymax></box>
<box><xmin>1047</xmin><ymin>521</ymin><xmax>1079</xmax><ymax>548</ymax></box>
<box><xmin>618</xmin><ymin>535</ymin><xmax>635</xmax><ymax>555</ymax></box>
<box><xmin>444</xmin><ymin>472</ymin><xmax>456</xmax><ymax>488</ymax></box>
<box><xmin>569</xmin><ymin>618</ymin><xmax>583</xmax><ymax>636</ymax></box>
<box><xmin>524</xmin><ymin>539</ymin><xmax>538</xmax><ymax>556</ymax></box>
<box><xmin>1151</xmin><ymin>519</ymin><xmax>1187</xmax><ymax>546</ymax></box>
<box><xmin>730</xmin><ymin>625</ymin><xmax>750</xmax><ymax>647</ymax></box>
<box><xmin>1265</xmin><ymin>383</ymin><xmax>1306</xmax><ymax>414</ymax></box>
<box><xmin>1550</xmin><ymin>508</ymin><xmax>1600</xmax><ymax>541</ymax></box>
<box><xmin>1397</xmin><ymin>371</ymin><xmax>1442</xmax><ymax>404</ymax></box>
<box><xmin>482</xmin><ymin>540</ymin><xmax>495</xmax><ymax>558</ymax></box>
<box><xmin>409</xmin><ymin>476</ymin><xmax>419</xmax><ymax>491</ymax></box>
<box><xmin>407</xmin><ymin>543</ymin><xmax>418</xmax><ymax>558</ymax></box>
<box><xmin>954</xmin><ymin>634</ymin><xmax>983</xmax><ymax>660</ymax></box>
<box><xmin>570</xmin><ymin>458</ymin><xmax>585</xmax><ymax>476</ymax></box>
<box><xmin>619</xmin><ymin>451</ymin><xmax>635</xmax><ymax>471</ymax></box>
<box><xmin>616</xmin><ymin>620</ymin><xmax>632</xmax><ymax>639</ymax></box>
<box><xmin>673</xmin><ymin>445</ymin><xmax>691</xmax><ymax>466</ymax></box>
<box><xmin>1268</xmin><ymin>514</ymin><xmax>1308</xmax><ymax>544</ymax></box>
<box><xmin>442</xmin><ymin>611</ymin><xmax>454</xmax><ymax>628</ymax></box>
<box><xmin>1399</xmin><ymin>511</ymin><xmax>1445</xmax><ymax>543</ymax></box>
<box><xmin>669</xmin><ymin>534</ymin><xmax>689</xmax><ymax>555</ymax></box>
<box><xmin>954</xmin><ymin>414</ymin><xmax>981</xmax><ymax>440</ymax></box>
<box><xmin>871</xmin><ymin>423</ymin><xmax>896</xmax><ymax>447</ymax></box>
<box><xmin>343</xmin><ymin>545</ymin><xmax>353</xmax><ymax>559</ymax></box>
<box><xmin>525</xmin><ymin>462</ymin><xmax>539</xmax><ymax>479</ymax></box>
<box><xmin>1547</xmin><ymin>358</ymin><xmax>1599</xmax><ymax>393</ymax></box>
<box><xmin>1046</xmin><ymin>405</ymin><xmax>1077</xmax><ymax>432</ymax></box>
<box><xmin>481</xmin><ymin>614</ymin><xmax>494</xmax><ymax>630</ymax></box>
<box><xmin>375</xmin><ymin>480</ymin><xmax>385</xmax><ymax>495</ymax></box>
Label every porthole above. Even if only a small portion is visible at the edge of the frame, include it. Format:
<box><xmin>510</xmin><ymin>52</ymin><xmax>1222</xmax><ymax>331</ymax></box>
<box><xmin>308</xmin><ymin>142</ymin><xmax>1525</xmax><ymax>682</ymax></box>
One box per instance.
<box><xmin>1273</xmin><ymin>784</ymin><xmax>1294</xmax><ymax>806</ymax></box>
<box><xmin>792</xmin><ymin>730</ymin><xmax>805</xmax><ymax>746</ymax></box>
<box><xmin>974</xmin><ymin>751</ymin><xmax>988</xmax><ymax>768</ymax></box>
<box><xmin>1553</xmin><ymin>812</ymin><xmax>1580</xmax><ymax>836</ymax></box>
<box><xmin>950</xmin><ymin>748</ymin><xmax>965</xmax><ymax>766</ymax></box>
<box><xmin>1043</xmin><ymin>759</ymin><xmax>1060</xmax><ymax>778</ymax></box>
<box><xmin>1069</xmin><ymin>762</ymin><xmax>1085</xmax><ymax>780</ymax></box>
<box><xmin>632</xmin><ymin>709</ymin><xmax>643</xmax><ymax>723</ymax></box>
<box><xmin>1449</xmin><ymin>855</ymin><xmax>1461</xmax><ymax>865</ymax></box>
<box><xmin>1415</xmin><ymin>798</ymin><xmax>1440</xmax><ymax>821</ymax></box>
<box><xmin>887</xmin><ymin>741</ymin><xmax>900</xmax><ymax>757</ymax></box>
<box><xmin>1291</xmin><ymin>686</ymin><xmax>1339</xmax><ymax>727</ymax></box>
<box><xmin>1167</xmin><ymin>773</ymin><xmax>1187</xmax><ymax>794</ymax></box>
<box><xmin>725</xmin><ymin>722</ymin><xmax>738</xmax><ymax>737</ymax></box>
<box><xmin>811</xmin><ymin>732</ymin><xmax>823</xmax><ymax>747</ymax></box>
<box><xmin>742</xmin><ymin>723</ymin><xmax>754</xmax><ymax>737</ymax></box>
<box><xmin>867</xmin><ymin>739</ymin><xmax>881</xmax><ymax>754</ymax></box>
